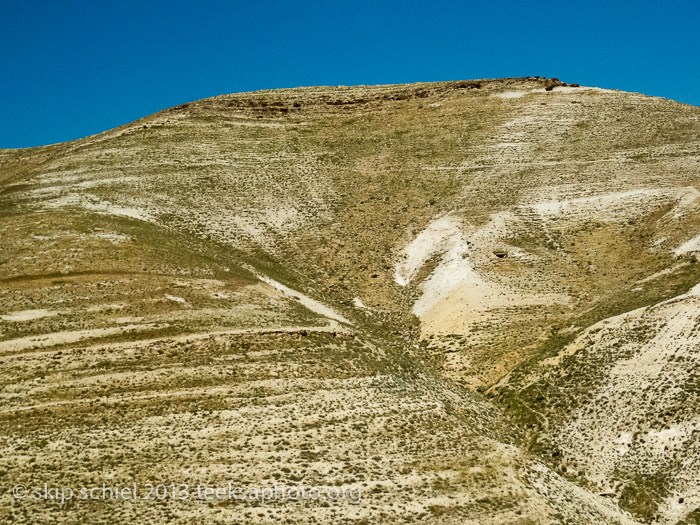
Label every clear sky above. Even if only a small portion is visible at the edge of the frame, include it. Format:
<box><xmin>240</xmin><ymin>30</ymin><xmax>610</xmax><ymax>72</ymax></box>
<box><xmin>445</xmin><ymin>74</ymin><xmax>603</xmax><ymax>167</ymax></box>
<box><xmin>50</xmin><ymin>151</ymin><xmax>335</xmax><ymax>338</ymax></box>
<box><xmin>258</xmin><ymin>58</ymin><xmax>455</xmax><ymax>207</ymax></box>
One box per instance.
<box><xmin>2</xmin><ymin>0</ymin><xmax>699</xmax><ymax>148</ymax></box>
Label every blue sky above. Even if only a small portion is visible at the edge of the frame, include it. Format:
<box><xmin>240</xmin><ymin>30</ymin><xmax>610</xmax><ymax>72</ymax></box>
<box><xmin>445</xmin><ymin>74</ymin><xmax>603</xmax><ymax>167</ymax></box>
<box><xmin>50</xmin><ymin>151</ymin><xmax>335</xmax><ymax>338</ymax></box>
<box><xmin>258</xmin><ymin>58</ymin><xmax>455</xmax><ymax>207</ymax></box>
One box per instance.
<box><xmin>2</xmin><ymin>0</ymin><xmax>699</xmax><ymax>148</ymax></box>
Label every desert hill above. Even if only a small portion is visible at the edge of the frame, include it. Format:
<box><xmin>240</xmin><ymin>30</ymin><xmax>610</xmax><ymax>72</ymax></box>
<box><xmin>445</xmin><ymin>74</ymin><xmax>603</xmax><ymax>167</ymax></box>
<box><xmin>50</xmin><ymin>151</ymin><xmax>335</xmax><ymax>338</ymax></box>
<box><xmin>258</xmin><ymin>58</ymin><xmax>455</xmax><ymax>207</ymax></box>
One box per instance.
<box><xmin>1</xmin><ymin>77</ymin><xmax>699</xmax><ymax>523</ymax></box>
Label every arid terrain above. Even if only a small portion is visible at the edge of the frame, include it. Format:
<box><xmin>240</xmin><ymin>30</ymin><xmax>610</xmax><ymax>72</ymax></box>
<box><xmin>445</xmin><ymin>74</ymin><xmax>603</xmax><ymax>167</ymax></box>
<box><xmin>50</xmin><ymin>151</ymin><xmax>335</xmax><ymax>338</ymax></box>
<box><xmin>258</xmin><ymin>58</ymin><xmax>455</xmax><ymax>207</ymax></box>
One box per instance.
<box><xmin>1</xmin><ymin>77</ymin><xmax>699</xmax><ymax>524</ymax></box>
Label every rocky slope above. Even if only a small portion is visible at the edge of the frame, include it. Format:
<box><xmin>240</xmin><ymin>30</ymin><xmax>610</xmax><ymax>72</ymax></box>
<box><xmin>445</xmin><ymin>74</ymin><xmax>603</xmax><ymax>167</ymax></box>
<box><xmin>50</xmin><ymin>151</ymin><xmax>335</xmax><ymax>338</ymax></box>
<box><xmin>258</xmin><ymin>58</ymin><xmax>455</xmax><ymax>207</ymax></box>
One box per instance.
<box><xmin>1</xmin><ymin>77</ymin><xmax>699</xmax><ymax>523</ymax></box>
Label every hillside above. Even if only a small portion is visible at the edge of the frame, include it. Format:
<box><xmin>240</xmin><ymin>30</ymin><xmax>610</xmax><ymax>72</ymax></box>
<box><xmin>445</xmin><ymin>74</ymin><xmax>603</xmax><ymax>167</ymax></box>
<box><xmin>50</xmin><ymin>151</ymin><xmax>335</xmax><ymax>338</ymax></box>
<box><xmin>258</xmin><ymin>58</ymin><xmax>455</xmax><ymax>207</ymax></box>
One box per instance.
<box><xmin>1</xmin><ymin>77</ymin><xmax>699</xmax><ymax>524</ymax></box>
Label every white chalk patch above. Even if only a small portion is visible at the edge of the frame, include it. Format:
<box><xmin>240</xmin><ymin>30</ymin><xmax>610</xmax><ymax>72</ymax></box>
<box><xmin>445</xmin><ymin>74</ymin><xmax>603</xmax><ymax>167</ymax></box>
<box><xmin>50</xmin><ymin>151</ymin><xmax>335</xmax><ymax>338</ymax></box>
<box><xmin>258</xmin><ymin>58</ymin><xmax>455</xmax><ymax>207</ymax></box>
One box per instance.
<box><xmin>255</xmin><ymin>273</ymin><xmax>352</xmax><ymax>325</ymax></box>
<box><xmin>352</xmin><ymin>297</ymin><xmax>366</xmax><ymax>309</ymax></box>
<box><xmin>395</xmin><ymin>214</ymin><xmax>463</xmax><ymax>286</ymax></box>
<box><xmin>0</xmin><ymin>309</ymin><xmax>58</xmax><ymax>322</ymax></box>
<box><xmin>674</xmin><ymin>233</ymin><xmax>700</xmax><ymax>256</ymax></box>
<box><xmin>493</xmin><ymin>91</ymin><xmax>528</xmax><ymax>99</ymax></box>
<box><xmin>164</xmin><ymin>294</ymin><xmax>187</xmax><ymax>304</ymax></box>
